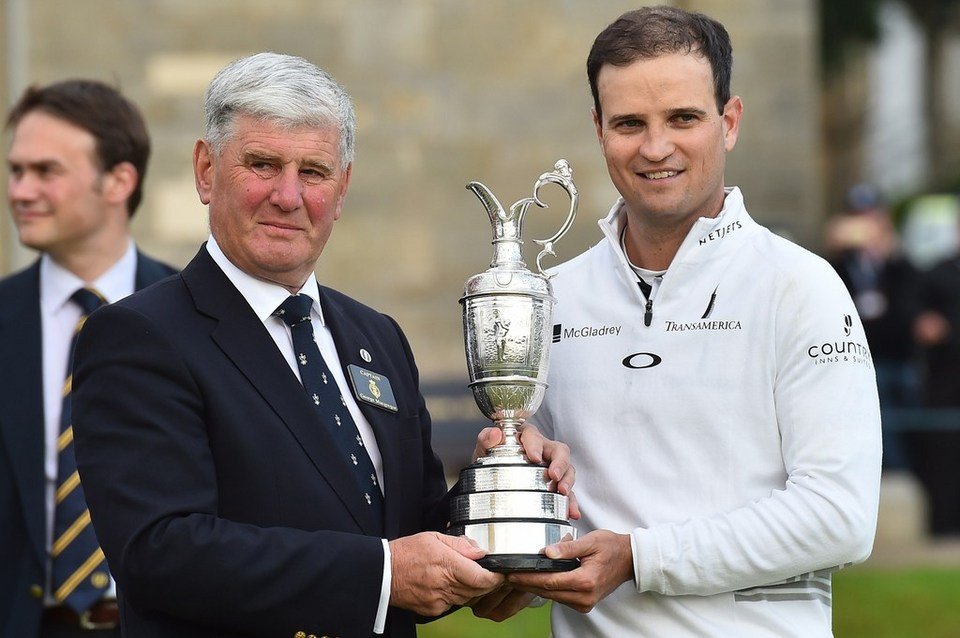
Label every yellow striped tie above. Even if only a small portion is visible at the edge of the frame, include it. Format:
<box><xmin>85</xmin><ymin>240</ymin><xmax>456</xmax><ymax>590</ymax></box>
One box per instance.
<box><xmin>50</xmin><ymin>287</ymin><xmax>110</xmax><ymax>612</ymax></box>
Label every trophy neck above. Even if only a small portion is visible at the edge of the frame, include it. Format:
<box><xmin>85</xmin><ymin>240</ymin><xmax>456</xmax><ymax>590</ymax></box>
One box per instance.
<box><xmin>490</xmin><ymin>237</ymin><xmax>526</xmax><ymax>270</ymax></box>
<box><xmin>477</xmin><ymin>419</ymin><xmax>533</xmax><ymax>465</ymax></box>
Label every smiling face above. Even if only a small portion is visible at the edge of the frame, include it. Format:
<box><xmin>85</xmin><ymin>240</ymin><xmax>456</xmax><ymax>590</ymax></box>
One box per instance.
<box><xmin>7</xmin><ymin>112</ymin><xmax>115</xmax><ymax>258</ymax></box>
<box><xmin>194</xmin><ymin>113</ymin><xmax>351</xmax><ymax>290</ymax></box>
<box><xmin>593</xmin><ymin>52</ymin><xmax>742</xmax><ymax>232</ymax></box>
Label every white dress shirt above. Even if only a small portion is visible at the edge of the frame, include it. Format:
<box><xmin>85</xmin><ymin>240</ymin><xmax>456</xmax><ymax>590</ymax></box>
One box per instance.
<box><xmin>205</xmin><ymin>236</ymin><xmax>391</xmax><ymax>634</ymax></box>
<box><xmin>40</xmin><ymin>239</ymin><xmax>137</xmax><ymax>602</ymax></box>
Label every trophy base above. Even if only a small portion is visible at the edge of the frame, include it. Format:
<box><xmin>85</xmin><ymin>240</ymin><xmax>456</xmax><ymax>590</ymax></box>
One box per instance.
<box><xmin>478</xmin><ymin>554</ymin><xmax>579</xmax><ymax>573</ymax></box>
<box><xmin>450</xmin><ymin>452</ymin><xmax>578</xmax><ymax>573</ymax></box>
<box><xmin>448</xmin><ymin>520</ymin><xmax>578</xmax><ymax>573</ymax></box>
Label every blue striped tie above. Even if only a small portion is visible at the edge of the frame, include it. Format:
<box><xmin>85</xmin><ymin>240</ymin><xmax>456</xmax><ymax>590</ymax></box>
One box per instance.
<box><xmin>51</xmin><ymin>287</ymin><xmax>110</xmax><ymax>612</ymax></box>
<box><xmin>275</xmin><ymin>294</ymin><xmax>384</xmax><ymax>529</ymax></box>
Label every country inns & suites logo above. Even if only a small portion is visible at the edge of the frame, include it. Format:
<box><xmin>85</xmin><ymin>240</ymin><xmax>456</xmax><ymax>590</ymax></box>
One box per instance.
<box><xmin>806</xmin><ymin>314</ymin><xmax>872</xmax><ymax>367</ymax></box>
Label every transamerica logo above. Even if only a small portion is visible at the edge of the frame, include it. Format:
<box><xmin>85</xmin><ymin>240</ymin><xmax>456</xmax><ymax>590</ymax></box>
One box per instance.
<box><xmin>664</xmin><ymin>320</ymin><xmax>742</xmax><ymax>332</ymax></box>
<box><xmin>552</xmin><ymin>323</ymin><xmax>622</xmax><ymax>343</ymax></box>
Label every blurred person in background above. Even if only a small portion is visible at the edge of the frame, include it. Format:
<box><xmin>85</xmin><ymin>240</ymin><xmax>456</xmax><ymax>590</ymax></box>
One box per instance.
<box><xmin>824</xmin><ymin>183</ymin><xmax>922</xmax><ymax>473</ymax></box>
<box><xmin>0</xmin><ymin>80</ymin><xmax>176</xmax><ymax>637</ymax></box>
<box><xmin>912</xmin><ymin>198</ymin><xmax>960</xmax><ymax>537</ymax></box>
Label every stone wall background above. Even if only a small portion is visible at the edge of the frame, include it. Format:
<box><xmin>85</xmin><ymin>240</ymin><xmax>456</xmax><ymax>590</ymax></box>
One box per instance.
<box><xmin>1</xmin><ymin>0</ymin><xmax>821</xmax><ymax>378</ymax></box>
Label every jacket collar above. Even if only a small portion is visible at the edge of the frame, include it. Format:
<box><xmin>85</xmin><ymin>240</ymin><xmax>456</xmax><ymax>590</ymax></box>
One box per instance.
<box><xmin>597</xmin><ymin>187</ymin><xmax>756</xmax><ymax>292</ymax></box>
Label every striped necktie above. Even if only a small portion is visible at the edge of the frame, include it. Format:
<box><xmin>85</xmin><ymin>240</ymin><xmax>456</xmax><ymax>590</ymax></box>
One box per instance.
<box><xmin>51</xmin><ymin>287</ymin><xmax>110</xmax><ymax>612</ymax></box>
<box><xmin>274</xmin><ymin>294</ymin><xmax>384</xmax><ymax>530</ymax></box>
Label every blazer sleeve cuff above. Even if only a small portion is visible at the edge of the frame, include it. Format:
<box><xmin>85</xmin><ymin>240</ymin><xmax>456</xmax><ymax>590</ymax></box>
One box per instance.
<box><xmin>374</xmin><ymin>538</ymin><xmax>391</xmax><ymax>634</ymax></box>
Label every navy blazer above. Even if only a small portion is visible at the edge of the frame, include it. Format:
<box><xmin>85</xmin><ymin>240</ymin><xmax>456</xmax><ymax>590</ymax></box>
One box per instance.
<box><xmin>72</xmin><ymin>248</ymin><xmax>450</xmax><ymax>638</ymax></box>
<box><xmin>0</xmin><ymin>252</ymin><xmax>176</xmax><ymax>638</ymax></box>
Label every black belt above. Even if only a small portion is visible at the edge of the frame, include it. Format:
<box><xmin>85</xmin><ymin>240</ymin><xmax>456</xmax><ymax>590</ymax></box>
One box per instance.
<box><xmin>43</xmin><ymin>600</ymin><xmax>119</xmax><ymax>630</ymax></box>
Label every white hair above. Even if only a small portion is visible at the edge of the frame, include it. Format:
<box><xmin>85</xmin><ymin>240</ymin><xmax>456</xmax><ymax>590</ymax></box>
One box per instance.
<box><xmin>204</xmin><ymin>52</ymin><xmax>356</xmax><ymax>168</ymax></box>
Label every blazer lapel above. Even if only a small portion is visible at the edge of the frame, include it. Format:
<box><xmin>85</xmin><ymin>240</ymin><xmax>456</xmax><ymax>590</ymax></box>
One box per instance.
<box><xmin>0</xmin><ymin>263</ymin><xmax>48</xmax><ymax>564</ymax></box>
<box><xmin>180</xmin><ymin>249</ymin><xmax>380</xmax><ymax>534</ymax></box>
<box><xmin>320</xmin><ymin>290</ymin><xmax>403</xmax><ymax>540</ymax></box>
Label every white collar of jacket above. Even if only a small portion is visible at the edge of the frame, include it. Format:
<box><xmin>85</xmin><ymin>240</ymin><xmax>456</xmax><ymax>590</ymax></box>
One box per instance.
<box><xmin>596</xmin><ymin>186</ymin><xmax>759</xmax><ymax>293</ymax></box>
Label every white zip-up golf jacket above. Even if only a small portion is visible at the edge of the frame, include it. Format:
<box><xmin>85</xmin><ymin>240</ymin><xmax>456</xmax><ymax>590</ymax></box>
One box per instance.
<box><xmin>537</xmin><ymin>187</ymin><xmax>882</xmax><ymax>637</ymax></box>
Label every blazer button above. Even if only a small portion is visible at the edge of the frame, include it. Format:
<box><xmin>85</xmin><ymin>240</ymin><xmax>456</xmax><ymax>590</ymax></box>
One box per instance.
<box><xmin>29</xmin><ymin>584</ymin><xmax>43</xmax><ymax>599</ymax></box>
<box><xmin>294</xmin><ymin>632</ymin><xmax>306</xmax><ymax>638</ymax></box>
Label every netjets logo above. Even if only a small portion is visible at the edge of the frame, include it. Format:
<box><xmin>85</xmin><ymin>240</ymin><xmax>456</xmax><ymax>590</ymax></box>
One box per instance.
<box><xmin>621</xmin><ymin>352</ymin><xmax>663</xmax><ymax>369</ymax></box>
<box><xmin>698</xmin><ymin>220</ymin><xmax>742</xmax><ymax>245</ymax></box>
<box><xmin>552</xmin><ymin>323</ymin><xmax>622</xmax><ymax>343</ymax></box>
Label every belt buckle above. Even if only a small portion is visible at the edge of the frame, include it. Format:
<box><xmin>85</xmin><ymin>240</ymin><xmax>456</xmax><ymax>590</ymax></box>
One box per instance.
<box><xmin>79</xmin><ymin>609</ymin><xmax>117</xmax><ymax>631</ymax></box>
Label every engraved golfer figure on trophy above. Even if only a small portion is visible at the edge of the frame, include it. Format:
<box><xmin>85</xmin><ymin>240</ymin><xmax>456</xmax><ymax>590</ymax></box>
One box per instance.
<box><xmin>490</xmin><ymin>310</ymin><xmax>511</xmax><ymax>361</ymax></box>
<box><xmin>449</xmin><ymin>160</ymin><xmax>579</xmax><ymax>572</ymax></box>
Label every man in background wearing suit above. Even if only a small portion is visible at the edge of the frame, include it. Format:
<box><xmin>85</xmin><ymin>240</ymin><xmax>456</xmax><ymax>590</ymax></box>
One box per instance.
<box><xmin>0</xmin><ymin>80</ymin><xmax>177</xmax><ymax>637</ymax></box>
<box><xmin>71</xmin><ymin>53</ymin><xmax>575</xmax><ymax>638</ymax></box>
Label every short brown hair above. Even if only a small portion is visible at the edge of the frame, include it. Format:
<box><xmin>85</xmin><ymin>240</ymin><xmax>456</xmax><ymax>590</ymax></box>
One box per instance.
<box><xmin>587</xmin><ymin>6</ymin><xmax>733</xmax><ymax>119</ymax></box>
<box><xmin>6</xmin><ymin>80</ymin><xmax>151</xmax><ymax>216</ymax></box>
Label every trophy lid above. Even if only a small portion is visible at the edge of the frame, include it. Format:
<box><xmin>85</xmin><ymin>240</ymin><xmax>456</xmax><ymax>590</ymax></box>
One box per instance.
<box><xmin>461</xmin><ymin>160</ymin><xmax>577</xmax><ymax>302</ymax></box>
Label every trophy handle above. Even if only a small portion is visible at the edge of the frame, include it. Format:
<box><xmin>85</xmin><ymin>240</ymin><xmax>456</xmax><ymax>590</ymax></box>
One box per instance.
<box><xmin>515</xmin><ymin>160</ymin><xmax>579</xmax><ymax>276</ymax></box>
<box><xmin>466</xmin><ymin>159</ymin><xmax>577</xmax><ymax>274</ymax></box>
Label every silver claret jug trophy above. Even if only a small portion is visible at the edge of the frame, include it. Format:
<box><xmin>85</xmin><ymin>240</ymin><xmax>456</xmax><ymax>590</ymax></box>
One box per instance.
<box><xmin>449</xmin><ymin>160</ymin><xmax>579</xmax><ymax>572</ymax></box>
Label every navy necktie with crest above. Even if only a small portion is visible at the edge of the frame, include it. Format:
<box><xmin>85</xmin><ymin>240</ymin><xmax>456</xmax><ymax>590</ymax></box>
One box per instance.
<box><xmin>275</xmin><ymin>294</ymin><xmax>384</xmax><ymax>530</ymax></box>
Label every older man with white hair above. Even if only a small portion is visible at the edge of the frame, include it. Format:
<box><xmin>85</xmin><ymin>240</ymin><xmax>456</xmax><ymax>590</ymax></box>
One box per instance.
<box><xmin>71</xmin><ymin>52</ymin><xmax>575</xmax><ymax>638</ymax></box>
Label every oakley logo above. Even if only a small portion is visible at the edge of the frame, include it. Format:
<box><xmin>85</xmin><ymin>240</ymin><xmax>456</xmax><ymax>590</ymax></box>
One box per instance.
<box><xmin>621</xmin><ymin>352</ymin><xmax>663</xmax><ymax>369</ymax></box>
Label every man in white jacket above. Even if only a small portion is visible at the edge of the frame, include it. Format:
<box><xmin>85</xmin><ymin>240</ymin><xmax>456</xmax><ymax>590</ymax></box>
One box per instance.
<box><xmin>509</xmin><ymin>7</ymin><xmax>881</xmax><ymax>637</ymax></box>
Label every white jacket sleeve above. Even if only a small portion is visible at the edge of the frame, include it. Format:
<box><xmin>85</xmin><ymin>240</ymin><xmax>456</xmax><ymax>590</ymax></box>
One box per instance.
<box><xmin>632</xmin><ymin>257</ymin><xmax>882</xmax><ymax>595</ymax></box>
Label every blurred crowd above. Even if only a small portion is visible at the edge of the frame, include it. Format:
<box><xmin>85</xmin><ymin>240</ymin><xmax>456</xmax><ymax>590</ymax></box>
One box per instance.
<box><xmin>824</xmin><ymin>184</ymin><xmax>960</xmax><ymax>538</ymax></box>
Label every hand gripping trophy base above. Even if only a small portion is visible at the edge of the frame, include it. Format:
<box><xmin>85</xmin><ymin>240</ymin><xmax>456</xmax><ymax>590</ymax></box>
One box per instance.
<box><xmin>449</xmin><ymin>420</ymin><xmax>579</xmax><ymax>572</ymax></box>
<box><xmin>450</xmin><ymin>160</ymin><xmax>580</xmax><ymax>573</ymax></box>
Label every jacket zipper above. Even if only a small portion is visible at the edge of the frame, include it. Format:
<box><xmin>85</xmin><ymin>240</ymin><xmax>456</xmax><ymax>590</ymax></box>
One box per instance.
<box><xmin>637</xmin><ymin>281</ymin><xmax>654</xmax><ymax>326</ymax></box>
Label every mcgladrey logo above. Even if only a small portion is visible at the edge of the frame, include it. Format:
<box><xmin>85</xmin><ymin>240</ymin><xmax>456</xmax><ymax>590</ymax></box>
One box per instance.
<box><xmin>552</xmin><ymin>323</ymin><xmax>622</xmax><ymax>343</ymax></box>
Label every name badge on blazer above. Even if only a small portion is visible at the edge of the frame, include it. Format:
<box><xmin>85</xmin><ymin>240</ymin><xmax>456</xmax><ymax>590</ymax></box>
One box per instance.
<box><xmin>347</xmin><ymin>364</ymin><xmax>399</xmax><ymax>412</ymax></box>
